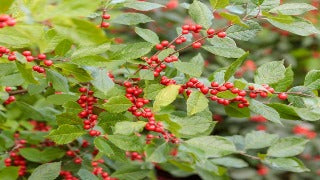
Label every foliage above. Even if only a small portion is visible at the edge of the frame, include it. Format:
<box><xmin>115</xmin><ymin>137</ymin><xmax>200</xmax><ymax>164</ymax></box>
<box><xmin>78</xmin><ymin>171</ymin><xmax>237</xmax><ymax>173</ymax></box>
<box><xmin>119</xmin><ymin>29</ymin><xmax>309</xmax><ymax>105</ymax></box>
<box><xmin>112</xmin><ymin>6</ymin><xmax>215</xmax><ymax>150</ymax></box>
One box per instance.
<box><xmin>0</xmin><ymin>0</ymin><xmax>320</xmax><ymax>179</ymax></box>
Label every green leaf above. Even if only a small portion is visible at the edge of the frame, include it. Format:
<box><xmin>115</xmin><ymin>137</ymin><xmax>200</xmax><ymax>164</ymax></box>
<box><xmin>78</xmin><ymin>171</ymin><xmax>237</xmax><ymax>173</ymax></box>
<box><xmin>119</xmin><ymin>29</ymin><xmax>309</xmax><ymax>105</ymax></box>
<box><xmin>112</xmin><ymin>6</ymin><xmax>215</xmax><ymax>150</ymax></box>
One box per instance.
<box><xmin>57</xmin><ymin>102</ymin><xmax>83</xmax><ymax>125</ymax></box>
<box><xmin>134</xmin><ymin>27</ymin><xmax>160</xmax><ymax>44</ymax></box>
<box><xmin>251</xmin><ymin>0</ymin><xmax>265</xmax><ymax>5</ymax></box>
<box><xmin>91</xmin><ymin>68</ymin><xmax>115</xmax><ymax>94</ymax></box>
<box><xmin>55</xmin><ymin>39</ymin><xmax>72</xmax><ymax>56</ymax></box>
<box><xmin>225</xmin><ymin>104</ymin><xmax>250</xmax><ymax>118</ymax></box>
<box><xmin>71</xmin><ymin>43</ymin><xmax>110</xmax><ymax>59</ymax></box>
<box><xmin>245</xmin><ymin>131</ymin><xmax>279</xmax><ymax>150</ymax></box>
<box><xmin>269</xmin><ymin>3</ymin><xmax>317</xmax><ymax>15</ymax></box>
<box><xmin>0</xmin><ymin>167</ymin><xmax>19</xmax><ymax>180</ymax></box>
<box><xmin>144</xmin><ymin>84</ymin><xmax>165</xmax><ymax>100</ymax></box>
<box><xmin>15</xmin><ymin>102</ymin><xmax>45</xmax><ymax>120</ymax></box>
<box><xmin>103</xmin><ymin>96</ymin><xmax>132</xmax><ymax>113</ymax></box>
<box><xmin>108</xmin><ymin>135</ymin><xmax>144</xmax><ymax>151</ymax></box>
<box><xmin>153</xmin><ymin>85</ymin><xmax>180</xmax><ymax>112</ymax></box>
<box><xmin>304</xmin><ymin>70</ymin><xmax>320</xmax><ymax>90</ymax></box>
<box><xmin>112</xmin><ymin>13</ymin><xmax>153</xmax><ymax>25</ymax></box>
<box><xmin>189</xmin><ymin>0</ymin><xmax>214</xmax><ymax>29</ymax></box>
<box><xmin>187</xmin><ymin>91</ymin><xmax>209</xmax><ymax>116</ymax></box>
<box><xmin>29</xmin><ymin>162</ymin><xmax>61</xmax><ymax>180</ymax></box>
<box><xmin>54</xmin><ymin>63</ymin><xmax>93</xmax><ymax>82</ymax></box>
<box><xmin>145</xmin><ymin>142</ymin><xmax>170</xmax><ymax>163</ymax></box>
<box><xmin>124</xmin><ymin>2</ymin><xmax>164</xmax><ymax>11</ymax></box>
<box><xmin>71</xmin><ymin>55</ymin><xmax>110</xmax><ymax>66</ymax></box>
<box><xmin>94</xmin><ymin>137</ymin><xmax>114</xmax><ymax>155</ymax></box>
<box><xmin>139</xmin><ymin>69</ymin><xmax>154</xmax><ymax>80</ymax></box>
<box><xmin>78</xmin><ymin>169</ymin><xmax>99</xmax><ymax>180</ymax></box>
<box><xmin>272</xmin><ymin>65</ymin><xmax>294</xmax><ymax>91</ymax></box>
<box><xmin>249</xmin><ymin>99</ymin><xmax>282</xmax><ymax>124</ymax></box>
<box><xmin>53</xmin><ymin>18</ymin><xmax>107</xmax><ymax>45</ymax></box>
<box><xmin>111</xmin><ymin>164</ymin><xmax>150</xmax><ymax>180</ymax></box>
<box><xmin>0</xmin><ymin>0</ymin><xmax>14</xmax><ymax>13</ymax></box>
<box><xmin>47</xmin><ymin>125</ymin><xmax>86</xmax><ymax>144</ymax></box>
<box><xmin>170</xmin><ymin>110</ymin><xmax>215</xmax><ymax>138</ymax></box>
<box><xmin>47</xmin><ymin>94</ymin><xmax>78</xmax><ymax>105</ymax></box>
<box><xmin>204</xmin><ymin>37</ymin><xmax>245</xmax><ymax>58</ymax></box>
<box><xmin>39</xmin><ymin>0</ymin><xmax>100</xmax><ymax>20</ymax></box>
<box><xmin>209</xmin><ymin>0</ymin><xmax>229</xmax><ymax>9</ymax></box>
<box><xmin>220</xmin><ymin>12</ymin><xmax>248</xmax><ymax>27</ymax></box>
<box><xmin>266</xmin><ymin>18</ymin><xmax>320</xmax><ymax>36</ymax></box>
<box><xmin>210</xmin><ymin>157</ymin><xmax>248</xmax><ymax>168</ymax></box>
<box><xmin>226</xmin><ymin>21</ymin><xmax>262</xmax><ymax>41</ymax></box>
<box><xmin>46</xmin><ymin>69</ymin><xmax>69</xmax><ymax>92</ymax></box>
<box><xmin>264</xmin><ymin>157</ymin><xmax>309</xmax><ymax>172</ymax></box>
<box><xmin>267</xmin><ymin>137</ymin><xmax>308</xmax><ymax>157</ymax></box>
<box><xmin>224</xmin><ymin>52</ymin><xmax>249</xmax><ymax>81</ymax></box>
<box><xmin>185</xmin><ymin>136</ymin><xmax>236</xmax><ymax>158</ymax></box>
<box><xmin>173</xmin><ymin>61</ymin><xmax>203</xmax><ymax>77</ymax></box>
<box><xmin>294</xmin><ymin>107</ymin><xmax>320</xmax><ymax>121</ymax></box>
<box><xmin>19</xmin><ymin>147</ymin><xmax>65</xmax><ymax>163</ymax></box>
<box><xmin>263</xmin><ymin>11</ymin><xmax>294</xmax><ymax>23</ymax></box>
<box><xmin>16</xmin><ymin>62</ymin><xmax>38</xmax><ymax>84</ymax></box>
<box><xmin>114</xmin><ymin>121</ymin><xmax>147</xmax><ymax>135</ymax></box>
<box><xmin>254</xmin><ymin>61</ymin><xmax>286</xmax><ymax>84</ymax></box>
<box><xmin>109</xmin><ymin>42</ymin><xmax>153</xmax><ymax>60</ymax></box>
<box><xmin>267</xmin><ymin>103</ymin><xmax>300</xmax><ymax>120</ymax></box>
<box><xmin>0</xmin><ymin>73</ymin><xmax>24</xmax><ymax>87</ymax></box>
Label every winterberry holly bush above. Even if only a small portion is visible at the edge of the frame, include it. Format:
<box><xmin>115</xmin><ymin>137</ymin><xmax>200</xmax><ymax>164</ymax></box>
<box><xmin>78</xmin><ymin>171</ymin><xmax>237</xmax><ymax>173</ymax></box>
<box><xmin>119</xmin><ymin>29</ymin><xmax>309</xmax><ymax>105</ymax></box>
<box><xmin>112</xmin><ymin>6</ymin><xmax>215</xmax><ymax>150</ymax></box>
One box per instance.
<box><xmin>0</xmin><ymin>0</ymin><xmax>320</xmax><ymax>179</ymax></box>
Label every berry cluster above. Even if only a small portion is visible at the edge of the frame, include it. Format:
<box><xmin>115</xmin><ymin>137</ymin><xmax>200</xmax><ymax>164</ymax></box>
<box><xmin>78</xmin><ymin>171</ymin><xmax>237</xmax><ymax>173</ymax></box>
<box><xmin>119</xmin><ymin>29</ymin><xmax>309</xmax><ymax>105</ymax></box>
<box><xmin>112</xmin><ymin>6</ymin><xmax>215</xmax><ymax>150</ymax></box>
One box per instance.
<box><xmin>126</xmin><ymin>151</ymin><xmax>143</xmax><ymax>161</ymax></box>
<box><xmin>77</xmin><ymin>87</ymin><xmax>100</xmax><ymax>137</ymax></box>
<box><xmin>0</xmin><ymin>46</ymin><xmax>53</xmax><ymax>74</ymax></box>
<box><xmin>123</xmin><ymin>81</ymin><xmax>178</xmax><ymax>143</ymax></box>
<box><xmin>293</xmin><ymin>125</ymin><xmax>317</xmax><ymax>139</ymax></box>
<box><xmin>29</xmin><ymin>120</ymin><xmax>51</xmax><ymax>132</ymax></box>
<box><xmin>180</xmin><ymin>78</ymin><xmax>288</xmax><ymax>108</ymax></box>
<box><xmin>4</xmin><ymin>134</ymin><xmax>28</xmax><ymax>176</ymax></box>
<box><xmin>100</xmin><ymin>10</ymin><xmax>111</xmax><ymax>28</ymax></box>
<box><xmin>60</xmin><ymin>171</ymin><xmax>79</xmax><ymax>180</ymax></box>
<box><xmin>3</xmin><ymin>95</ymin><xmax>16</xmax><ymax>105</ymax></box>
<box><xmin>0</xmin><ymin>14</ymin><xmax>16</xmax><ymax>28</ymax></box>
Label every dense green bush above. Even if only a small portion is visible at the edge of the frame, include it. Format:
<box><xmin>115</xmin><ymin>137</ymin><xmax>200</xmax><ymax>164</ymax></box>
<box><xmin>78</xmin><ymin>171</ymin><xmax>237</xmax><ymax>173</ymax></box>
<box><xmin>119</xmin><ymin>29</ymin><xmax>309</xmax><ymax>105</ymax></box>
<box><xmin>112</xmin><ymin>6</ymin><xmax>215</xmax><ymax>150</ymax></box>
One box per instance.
<box><xmin>0</xmin><ymin>0</ymin><xmax>319</xmax><ymax>179</ymax></box>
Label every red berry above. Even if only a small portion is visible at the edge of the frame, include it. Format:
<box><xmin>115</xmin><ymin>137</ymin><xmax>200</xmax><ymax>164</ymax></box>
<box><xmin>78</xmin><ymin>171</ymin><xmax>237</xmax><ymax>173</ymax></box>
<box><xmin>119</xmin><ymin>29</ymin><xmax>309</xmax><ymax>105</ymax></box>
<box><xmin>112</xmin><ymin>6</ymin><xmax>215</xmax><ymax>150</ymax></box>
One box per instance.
<box><xmin>102</xmin><ymin>14</ymin><xmax>111</xmax><ymax>19</ymax></box>
<box><xmin>238</xmin><ymin>90</ymin><xmax>246</xmax><ymax>96</ymax></box>
<box><xmin>200</xmin><ymin>87</ymin><xmax>209</xmax><ymax>94</ymax></box>
<box><xmin>38</xmin><ymin>54</ymin><xmax>46</xmax><ymax>60</ymax></box>
<box><xmin>278</xmin><ymin>93</ymin><xmax>288</xmax><ymax>100</ymax></box>
<box><xmin>32</xmin><ymin>66</ymin><xmax>40</xmax><ymax>71</ymax></box>
<box><xmin>5</xmin><ymin>87</ymin><xmax>12</xmax><ymax>92</ymax></box>
<box><xmin>89</xmin><ymin>130</ymin><xmax>97</xmax><ymax>136</ymax></box>
<box><xmin>260</xmin><ymin>91</ymin><xmax>268</xmax><ymax>98</ymax></box>
<box><xmin>44</xmin><ymin>60</ymin><xmax>53</xmax><ymax>66</ymax></box>
<box><xmin>6</xmin><ymin>19</ymin><xmax>16</xmax><ymax>26</ymax></box>
<box><xmin>217</xmin><ymin>32</ymin><xmax>227</xmax><ymax>38</ymax></box>
<box><xmin>161</xmin><ymin>40</ymin><xmax>169</xmax><ymax>47</ymax></box>
<box><xmin>211</xmin><ymin>82</ymin><xmax>219</xmax><ymax>87</ymax></box>
<box><xmin>26</xmin><ymin>56</ymin><xmax>34</xmax><ymax>62</ymax></box>
<box><xmin>101</xmin><ymin>22</ymin><xmax>110</xmax><ymax>28</ymax></box>
<box><xmin>79</xmin><ymin>87</ymin><xmax>87</xmax><ymax>93</ymax></box>
<box><xmin>74</xmin><ymin>158</ymin><xmax>82</xmax><ymax>164</ymax></box>
<box><xmin>249</xmin><ymin>92</ymin><xmax>257</xmax><ymax>98</ymax></box>
<box><xmin>22</xmin><ymin>51</ymin><xmax>31</xmax><ymax>56</ymax></box>
<box><xmin>192</xmin><ymin>42</ymin><xmax>201</xmax><ymax>49</ymax></box>
<box><xmin>155</xmin><ymin>44</ymin><xmax>163</xmax><ymax>50</ymax></box>
<box><xmin>207</xmin><ymin>28</ymin><xmax>215</xmax><ymax>35</ymax></box>
<box><xmin>8</xmin><ymin>55</ymin><xmax>16</xmax><ymax>61</ymax></box>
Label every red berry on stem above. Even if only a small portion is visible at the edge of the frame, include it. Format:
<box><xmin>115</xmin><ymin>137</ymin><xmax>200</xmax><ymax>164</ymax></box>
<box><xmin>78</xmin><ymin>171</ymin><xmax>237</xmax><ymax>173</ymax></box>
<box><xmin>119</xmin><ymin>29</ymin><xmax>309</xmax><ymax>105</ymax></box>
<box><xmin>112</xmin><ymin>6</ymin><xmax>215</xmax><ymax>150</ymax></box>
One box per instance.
<box><xmin>155</xmin><ymin>44</ymin><xmax>163</xmax><ymax>50</ymax></box>
<box><xmin>192</xmin><ymin>42</ymin><xmax>201</xmax><ymax>49</ymax></box>
<box><xmin>44</xmin><ymin>60</ymin><xmax>53</xmax><ymax>66</ymax></box>
<box><xmin>102</xmin><ymin>14</ymin><xmax>111</xmax><ymax>19</ymax></box>
<box><xmin>22</xmin><ymin>51</ymin><xmax>31</xmax><ymax>56</ymax></box>
<box><xmin>101</xmin><ymin>22</ymin><xmax>110</xmax><ymax>28</ymax></box>
<box><xmin>38</xmin><ymin>54</ymin><xmax>46</xmax><ymax>60</ymax></box>
<box><xmin>278</xmin><ymin>93</ymin><xmax>288</xmax><ymax>100</ymax></box>
<box><xmin>217</xmin><ymin>31</ymin><xmax>227</xmax><ymax>38</ymax></box>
